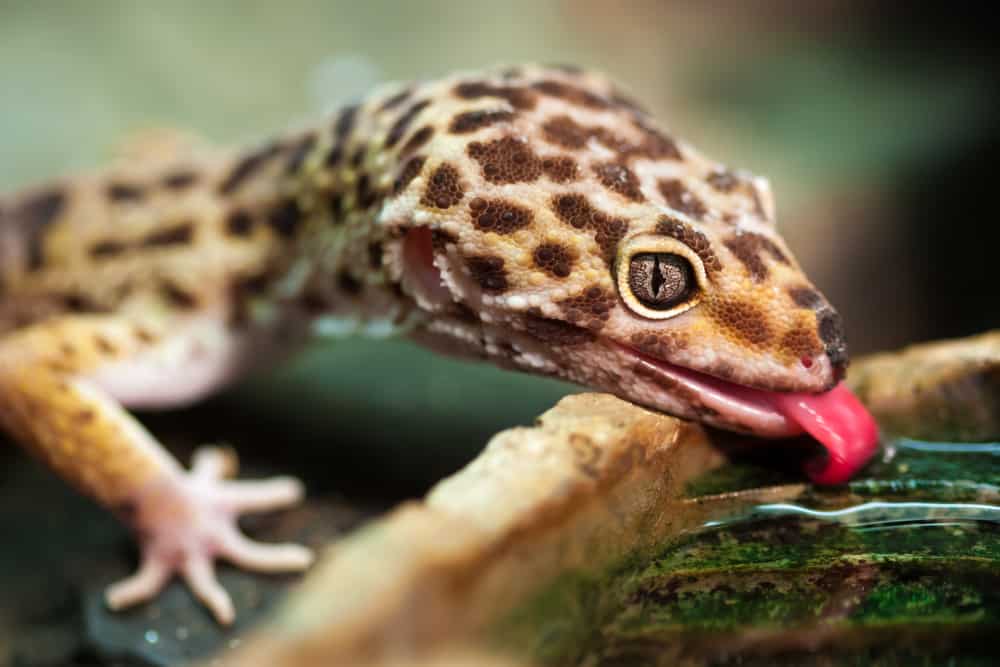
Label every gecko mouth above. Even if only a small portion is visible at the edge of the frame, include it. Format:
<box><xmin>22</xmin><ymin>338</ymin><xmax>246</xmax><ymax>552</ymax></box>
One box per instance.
<box><xmin>615</xmin><ymin>343</ymin><xmax>801</xmax><ymax>437</ymax></box>
<box><xmin>614</xmin><ymin>342</ymin><xmax>881</xmax><ymax>485</ymax></box>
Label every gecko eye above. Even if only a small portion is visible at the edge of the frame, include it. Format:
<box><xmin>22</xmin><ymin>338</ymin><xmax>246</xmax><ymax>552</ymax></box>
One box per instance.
<box><xmin>628</xmin><ymin>253</ymin><xmax>695</xmax><ymax>310</ymax></box>
<box><xmin>616</xmin><ymin>236</ymin><xmax>707</xmax><ymax>320</ymax></box>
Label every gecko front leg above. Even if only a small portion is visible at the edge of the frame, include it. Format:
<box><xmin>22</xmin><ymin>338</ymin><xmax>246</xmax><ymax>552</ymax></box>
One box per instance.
<box><xmin>0</xmin><ymin>314</ymin><xmax>313</xmax><ymax>624</ymax></box>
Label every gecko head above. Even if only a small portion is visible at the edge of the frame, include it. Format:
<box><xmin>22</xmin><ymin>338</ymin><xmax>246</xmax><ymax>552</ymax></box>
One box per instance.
<box><xmin>380</xmin><ymin>65</ymin><xmax>847</xmax><ymax>437</ymax></box>
<box><xmin>397</xmin><ymin>194</ymin><xmax>847</xmax><ymax>438</ymax></box>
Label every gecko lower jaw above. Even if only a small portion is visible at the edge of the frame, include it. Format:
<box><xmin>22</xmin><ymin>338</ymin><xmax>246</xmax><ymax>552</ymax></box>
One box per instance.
<box><xmin>613</xmin><ymin>342</ymin><xmax>805</xmax><ymax>438</ymax></box>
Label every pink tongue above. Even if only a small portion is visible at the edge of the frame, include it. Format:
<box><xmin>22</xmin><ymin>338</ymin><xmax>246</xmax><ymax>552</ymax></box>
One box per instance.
<box><xmin>770</xmin><ymin>383</ymin><xmax>880</xmax><ymax>485</ymax></box>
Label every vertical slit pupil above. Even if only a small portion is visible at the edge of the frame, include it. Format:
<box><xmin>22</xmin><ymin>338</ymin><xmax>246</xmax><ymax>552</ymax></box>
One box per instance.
<box><xmin>651</xmin><ymin>254</ymin><xmax>666</xmax><ymax>297</ymax></box>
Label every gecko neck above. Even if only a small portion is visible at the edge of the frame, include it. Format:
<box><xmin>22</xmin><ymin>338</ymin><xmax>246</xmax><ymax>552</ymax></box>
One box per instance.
<box><xmin>221</xmin><ymin>90</ymin><xmax>425</xmax><ymax>339</ymax></box>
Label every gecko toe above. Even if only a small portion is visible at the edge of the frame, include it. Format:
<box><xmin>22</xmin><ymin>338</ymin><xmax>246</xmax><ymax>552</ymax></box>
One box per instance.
<box><xmin>182</xmin><ymin>557</ymin><xmax>235</xmax><ymax>625</ymax></box>
<box><xmin>221</xmin><ymin>530</ymin><xmax>315</xmax><ymax>572</ymax></box>
<box><xmin>105</xmin><ymin>556</ymin><xmax>171</xmax><ymax>611</ymax></box>
<box><xmin>218</xmin><ymin>476</ymin><xmax>305</xmax><ymax>513</ymax></box>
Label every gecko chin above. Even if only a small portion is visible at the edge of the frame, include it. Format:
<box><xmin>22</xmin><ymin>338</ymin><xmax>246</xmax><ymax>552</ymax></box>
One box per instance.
<box><xmin>610</xmin><ymin>342</ymin><xmax>807</xmax><ymax>438</ymax></box>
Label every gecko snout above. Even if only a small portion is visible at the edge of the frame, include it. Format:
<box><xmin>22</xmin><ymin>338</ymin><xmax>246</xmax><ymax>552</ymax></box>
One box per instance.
<box><xmin>817</xmin><ymin>308</ymin><xmax>848</xmax><ymax>382</ymax></box>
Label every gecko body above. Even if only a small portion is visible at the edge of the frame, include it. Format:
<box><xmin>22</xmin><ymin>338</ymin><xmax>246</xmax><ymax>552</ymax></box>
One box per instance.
<box><xmin>0</xmin><ymin>65</ymin><xmax>857</xmax><ymax>623</ymax></box>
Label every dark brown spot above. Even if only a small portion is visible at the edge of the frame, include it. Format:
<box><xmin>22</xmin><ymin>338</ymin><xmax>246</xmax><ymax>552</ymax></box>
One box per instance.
<box><xmin>133</xmin><ymin>326</ymin><xmax>158</xmax><ymax>345</ymax></box>
<box><xmin>141</xmin><ymin>223</ymin><xmax>194</xmax><ymax>248</ymax></box>
<box><xmin>89</xmin><ymin>239</ymin><xmax>128</xmax><ymax>259</ymax></box>
<box><xmin>655</xmin><ymin>216</ymin><xmax>722</xmax><ymax>273</ymax></box>
<box><xmin>532</xmin><ymin>242</ymin><xmax>575</xmax><ymax>278</ymax></box>
<box><xmin>401</xmin><ymin>126</ymin><xmax>433</xmax><ymax>155</ymax></box>
<box><xmin>94</xmin><ymin>335</ymin><xmax>118</xmax><ymax>356</ymax></box>
<box><xmin>541</xmin><ymin>115</ymin><xmax>591</xmax><ymax>149</ymax></box>
<box><xmin>541</xmin><ymin>156</ymin><xmax>578</xmax><ymax>182</ymax></box>
<box><xmin>420</xmin><ymin>163</ymin><xmax>465</xmax><ymax>209</ymax></box>
<box><xmin>106</xmin><ymin>182</ymin><xmax>145</xmax><ymax>202</ymax></box>
<box><xmin>788</xmin><ymin>286</ymin><xmax>824</xmax><ymax>310</ymax></box>
<box><xmin>551</xmin><ymin>193</ymin><xmax>627</xmax><ymax>266</ymax></box>
<box><xmin>16</xmin><ymin>188</ymin><xmax>67</xmax><ymax>270</ymax></box>
<box><xmin>540</xmin><ymin>116</ymin><xmax>632</xmax><ymax>157</ymax></box>
<box><xmin>328</xmin><ymin>192</ymin><xmax>345</xmax><ymax>224</ymax></box>
<box><xmin>468</xmin><ymin>136</ymin><xmax>542</xmax><ymax>184</ymax></box>
<box><xmin>633</xmin><ymin>118</ymin><xmax>682</xmax><ymax>160</ymax></box>
<box><xmin>386</xmin><ymin>99</ymin><xmax>430</xmax><ymax>149</ymax></box>
<box><xmin>160</xmin><ymin>281</ymin><xmax>198</xmax><ymax>309</ymax></box>
<box><xmin>338</xmin><ymin>271</ymin><xmax>362</xmax><ymax>295</ymax></box>
<box><xmin>379</xmin><ymin>89</ymin><xmax>412</xmax><ymax>111</ymax></box>
<box><xmin>356</xmin><ymin>174</ymin><xmax>380</xmax><ymax>209</ymax></box>
<box><xmin>523</xmin><ymin>314</ymin><xmax>595</xmax><ymax>346</ymax></box>
<box><xmin>709</xmin><ymin>298</ymin><xmax>772</xmax><ymax>347</ymax></box>
<box><xmin>268</xmin><ymin>198</ymin><xmax>303</xmax><ymax>238</ymax></box>
<box><xmin>219</xmin><ymin>141</ymin><xmax>282</xmax><ymax>195</ymax></box>
<box><xmin>324</xmin><ymin>143</ymin><xmax>344</xmax><ymax>168</ymax></box>
<box><xmin>76</xmin><ymin>409</ymin><xmax>95</xmax><ymax>424</ymax></box>
<box><xmin>627</xmin><ymin>330</ymin><xmax>688</xmax><ymax>359</ymax></box>
<box><xmin>558</xmin><ymin>286</ymin><xmax>616</xmax><ymax>331</ymax></box>
<box><xmin>658</xmin><ymin>179</ymin><xmax>707</xmax><ymax>218</ymax></box>
<box><xmin>449</xmin><ymin>109</ymin><xmax>515</xmax><ymax>134</ymax></box>
<box><xmin>61</xmin><ymin>293</ymin><xmax>104</xmax><ymax>313</ymax></box>
<box><xmin>394</xmin><ymin>155</ymin><xmax>426</xmax><ymax>194</ymax></box>
<box><xmin>225</xmin><ymin>210</ymin><xmax>255</xmax><ymax>237</ymax></box>
<box><xmin>468</xmin><ymin>198</ymin><xmax>532</xmax><ymax>234</ymax></box>
<box><xmin>595</xmin><ymin>162</ymin><xmax>644</xmax><ymax>202</ymax></box>
<box><xmin>284</xmin><ymin>134</ymin><xmax>317</xmax><ymax>174</ymax></box>
<box><xmin>368</xmin><ymin>241</ymin><xmax>383</xmax><ymax>269</ymax></box>
<box><xmin>162</xmin><ymin>169</ymin><xmax>199</xmax><ymax>190</ymax></box>
<box><xmin>465</xmin><ymin>255</ymin><xmax>508</xmax><ymax>293</ymax></box>
<box><xmin>453</xmin><ymin>81</ymin><xmax>536</xmax><ymax>110</ymax></box>
<box><xmin>349</xmin><ymin>146</ymin><xmax>365</xmax><ymax>169</ymax></box>
<box><xmin>532</xmin><ymin>80</ymin><xmax>609</xmax><ymax>109</ymax></box>
<box><xmin>334</xmin><ymin>104</ymin><xmax>360</xmax><ymax>140</ymax></box>
<box><xmin>724</xmin><ymin>232</ymin><xmax>789</xmax><ymax>283</ymax></box>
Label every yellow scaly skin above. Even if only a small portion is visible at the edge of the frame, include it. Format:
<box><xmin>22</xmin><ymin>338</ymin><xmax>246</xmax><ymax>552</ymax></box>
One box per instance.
<box><xmin>0</xmin><ymin>65</ymin><xmax>847</xmax><ymax>623</ymax></box>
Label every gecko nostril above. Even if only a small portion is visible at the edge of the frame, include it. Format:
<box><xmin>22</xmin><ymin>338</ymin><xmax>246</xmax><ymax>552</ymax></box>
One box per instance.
<box><xmin>800</xmin><ymin>356</ymin><xmax>813</xmax><ymax>369</ymax></box>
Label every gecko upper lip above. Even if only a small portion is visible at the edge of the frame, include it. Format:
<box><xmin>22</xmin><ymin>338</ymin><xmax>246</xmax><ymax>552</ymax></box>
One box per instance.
<box><xmin>614</xmin><ymin>343</ymin><xmax>805</xmax><ymax>437</ymax></box>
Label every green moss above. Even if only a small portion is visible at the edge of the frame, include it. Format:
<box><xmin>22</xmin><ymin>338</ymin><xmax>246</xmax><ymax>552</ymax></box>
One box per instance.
<box><xmin>492</xmin><ymin>438</ymin><xmax>1000</xmax><ymax>665</ymax></box>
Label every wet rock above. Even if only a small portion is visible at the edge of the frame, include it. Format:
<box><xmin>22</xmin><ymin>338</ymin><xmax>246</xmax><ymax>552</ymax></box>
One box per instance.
<box><xmin>848</xmin><ymin>330</ymin><xmax>1000</xmax><ymax>441</ymax></box>
<box><xmin>217</xmin><ymin>394</ymin><xmax>723</xmax><ymax>666</ymax></box>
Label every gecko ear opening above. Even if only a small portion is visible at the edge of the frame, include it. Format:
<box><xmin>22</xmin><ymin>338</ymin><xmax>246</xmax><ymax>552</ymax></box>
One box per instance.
<box><xmin>401</xmin><ymin>226</ymin><xmax>451</xmax><ymax>309</ymax></box>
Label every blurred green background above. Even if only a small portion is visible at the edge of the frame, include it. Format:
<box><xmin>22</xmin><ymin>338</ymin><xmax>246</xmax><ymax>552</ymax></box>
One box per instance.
<box><xmin>1</xmin><ymin>1</ymin><xmax>998</xmax><ymax>494</ymax></box>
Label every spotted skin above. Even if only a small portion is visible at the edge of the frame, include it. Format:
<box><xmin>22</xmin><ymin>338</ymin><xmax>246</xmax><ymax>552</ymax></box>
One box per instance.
<box><xmin>0</xmin><ymin>64</ymin><xmax>846</xmax><ymax>624</ymax></box>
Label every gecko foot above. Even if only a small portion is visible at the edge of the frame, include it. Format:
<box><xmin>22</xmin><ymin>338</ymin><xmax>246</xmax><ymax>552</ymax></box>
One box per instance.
<box><xmin>105</xmin><ymin>447</ymin><xmax>314</xmax><ymax>624</ymax></box>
